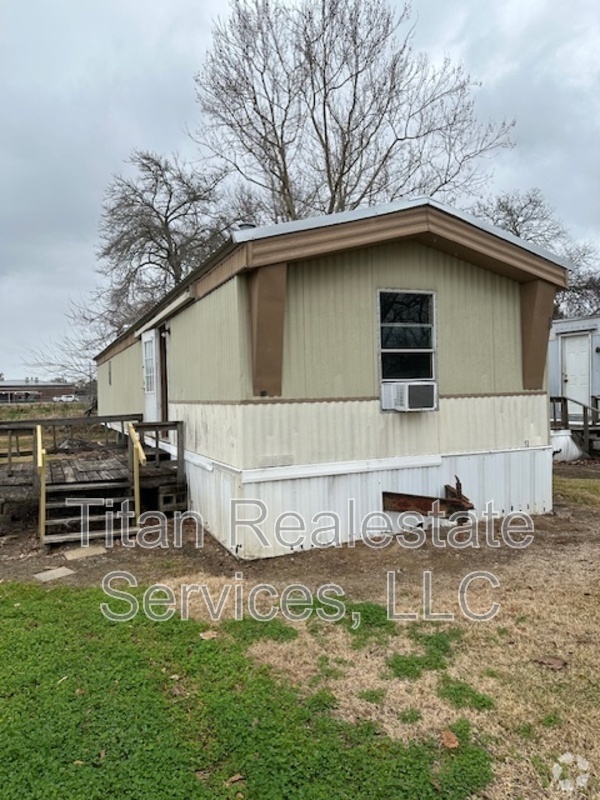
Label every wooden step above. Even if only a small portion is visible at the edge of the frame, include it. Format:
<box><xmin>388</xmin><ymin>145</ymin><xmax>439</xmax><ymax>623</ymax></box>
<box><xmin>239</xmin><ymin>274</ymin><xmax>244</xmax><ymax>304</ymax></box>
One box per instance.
<box><xmin>45</xmin><ymin>514</ymin><xmax>113</xmax><ymax>529</ymax></box>
<box><xmin>46</xmin><ymin>481</ymin><xmax>131</xmax><ymax>494</ymax></box>
<box><xmin>43</xmin><ymin>528</ymin><xmax>140</xmax><ymax>545</ymax></box>
<box><xmin>45</xmin><ymin>497</ymin><xmax>132</xmax><ymax>510</ymax></box>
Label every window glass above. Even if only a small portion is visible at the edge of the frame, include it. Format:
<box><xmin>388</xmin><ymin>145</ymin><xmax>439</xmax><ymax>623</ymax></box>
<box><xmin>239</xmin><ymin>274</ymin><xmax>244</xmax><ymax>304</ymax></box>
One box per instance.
<box><xmin>379</xmin><ymin>292</ymin><xmax>434</xmax><ymax>381</ymax></box>
<box><xmin>382</xmin><ymin>353</ymin><xmax>433</xmax><ymax>380</ymax></box>
<box><xmin>380</xmin><ymin>325</ymin><xmax>432</xmax><ymax>349</ymax></box>
<box><xmin>144</xmin><ymin>340</ymin><xmax>155</xmax><ymax>394</ymax></box>
<box><xmin>380</xmin><ymin>292</ymin><xmax>431</xmax><ymax>324</ymax></box>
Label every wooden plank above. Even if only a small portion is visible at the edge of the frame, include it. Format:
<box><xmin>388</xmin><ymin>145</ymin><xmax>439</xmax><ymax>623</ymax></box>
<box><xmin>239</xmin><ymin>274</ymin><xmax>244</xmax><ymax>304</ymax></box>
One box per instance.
<box><xmin>62</xmin><ymin>464</ymin><xmax>77</xmax><ymax>484</ymax></box>
<box><xmin>46</xmin><ymin>498</ymin><xmax>118</xmax><ymax>510</ymax></box>
<box><xmin>0</xmin><ymin>414</ymin><xmax>143</xmax><ymax>431</ymax></box>
<box><xmin>44</xmin><ymin>528</ymin><xmax>139</xmax><ymax>545</ymax></box>
<box><xmin>46</xmin><ymin>481</ymin><xmax>131</xmax><ymax>493</ymax></box>
<box><xmin>98</xmin><ymin>470</ymin><xmax>117</xmax><ymax>481</ymax></box>
<box><xmin>45</xmin><ymin>514</ymin><xmax>109</xmax><ymax>528</ymax></box>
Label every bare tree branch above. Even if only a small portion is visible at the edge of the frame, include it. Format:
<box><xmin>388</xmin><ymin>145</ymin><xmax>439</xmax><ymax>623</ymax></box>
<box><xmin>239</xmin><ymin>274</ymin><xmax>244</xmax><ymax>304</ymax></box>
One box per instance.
<box><xmin>471</xmin><ymin>188</ymin><xmax>600</xmax><ymax>318</ymax></box>
<box><xmin>194</xmin><ymin>0</ymin><xmax>514</xmax><ymax>220</ymax></box>
<box><xmin>97</xmin><ymin>150</ymin><xmax>227</xmax><ymax>304</ymax></box>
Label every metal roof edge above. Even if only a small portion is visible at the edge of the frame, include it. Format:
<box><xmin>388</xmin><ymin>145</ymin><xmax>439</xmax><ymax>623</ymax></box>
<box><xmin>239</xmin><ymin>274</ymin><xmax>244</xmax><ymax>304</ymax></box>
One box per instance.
<box><xmin>232</xmin><ymin>196</ymin><xmax>574</xmax><ymax>271</ymax></box>
<box><xmin>96</xmin><ymin>197</ymin><xmax>574</xmax><ymax>362</ymax></box>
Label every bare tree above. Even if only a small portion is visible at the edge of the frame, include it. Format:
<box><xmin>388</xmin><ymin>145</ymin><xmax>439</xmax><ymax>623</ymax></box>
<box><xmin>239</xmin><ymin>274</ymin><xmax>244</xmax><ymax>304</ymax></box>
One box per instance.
<box><xmin>97</xmin><ymin>150</ymin><xmax>227</xmax><ymax>318</ymax></box>
<box><xmin>25</xmin><ymin>150</ymin><xmax>262</xmax><ymax>380</ymax></box>
<box><xmin>22</xmin><ymin>329</ymin><xmax>98</xmax><ymax>385</ymax></box>
<box><xmin>471</xmin><ymin>188</ymin><xmax>600</xmax><ymax>317</ymax></box>
<box><xmin>194</xmin><ymin>0</ymin><xmax>514</xmax><ymax>221</ymax></box>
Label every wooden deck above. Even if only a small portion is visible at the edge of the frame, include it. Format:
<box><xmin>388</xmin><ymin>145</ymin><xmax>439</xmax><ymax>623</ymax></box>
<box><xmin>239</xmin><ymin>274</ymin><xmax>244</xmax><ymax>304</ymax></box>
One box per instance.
<box><xmin>0</xmin><ymin>415</ymin><xmax>187</xmax><ymax>544</ymax></box>
<box><xmin>0</xmin><ymin>416</ymin><xmax>185</xmax><ymax>496</ymax></box>
<box><xmin>0</xmin><ymin>450</ymin><xmax>180</xmax><ymax>492</ymax></box>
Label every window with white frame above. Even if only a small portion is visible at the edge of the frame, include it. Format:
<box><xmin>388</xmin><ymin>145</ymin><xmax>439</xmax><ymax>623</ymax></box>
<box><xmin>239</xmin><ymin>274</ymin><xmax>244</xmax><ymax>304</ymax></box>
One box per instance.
<box><xmin>379</xmin><ymin>291</ymin><xmax>435</xmax><ymax>380</ymax></box>
<box><xmin>143</xmin><ymin>339</ymin><xmax>155</xmax><ymax>394</ymax></box>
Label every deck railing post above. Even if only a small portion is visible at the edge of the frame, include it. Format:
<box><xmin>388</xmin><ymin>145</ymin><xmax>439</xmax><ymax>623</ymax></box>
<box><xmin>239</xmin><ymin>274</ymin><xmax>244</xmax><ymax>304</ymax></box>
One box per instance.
<box><xmin>127</xmin><ymin>423</ymin><xmax>147</xmax><ymax>526</ymax></box>
<box><xmin>39</xmin><ymin>455</ymin><xmax>46</xmax><ymax>546</ymax></box>
<box><xmin>127</xmin><ymin>431</ymin><xmax>134</xmax><ymax>489</ymax></box>
<box><xmin>561</xmin><ymin>397</ymin><xmax>569</xmax><ymax>430</ymax></box>
<box><xmin>584</xmin><ymin>406</ymin><xmax>590</xmax><ymax>455</ymax></box>
<box><xmin>177</xmin><ymin>422</ymin><xmax>184</xmax><ymax>484</ymax></box>
<box><xmin>133</xmin><ymin>450</ymin><xmax>141</xmax><ymax>524</ymax></box>
<box><xmin>32</xmin><ymin>426</ymin><xmax>39</xmax><ymax>492</ymax></box>
<box><xmin>35</xmin><ymin>426</ymin><xmax>46</xmax><ymax>545</ymax></box>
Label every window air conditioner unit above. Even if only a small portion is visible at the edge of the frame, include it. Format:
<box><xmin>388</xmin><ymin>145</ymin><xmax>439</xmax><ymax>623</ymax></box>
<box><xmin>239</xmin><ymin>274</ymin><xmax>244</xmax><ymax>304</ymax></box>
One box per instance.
<box><xmin>381</xmin><ymin>381</ymin><xmax>437</xmax><ymax>412</ymax></box>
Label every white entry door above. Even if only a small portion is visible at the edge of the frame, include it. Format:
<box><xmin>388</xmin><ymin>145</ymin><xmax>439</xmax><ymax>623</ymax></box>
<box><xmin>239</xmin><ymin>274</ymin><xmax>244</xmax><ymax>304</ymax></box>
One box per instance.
<box><xmin>561</xmin><ymin>334</ymin><xmax>590</xmax><ymax>415</ymax></box>
<box><xmin>142</xmin><ymin>329</ymin><xmax>162</xmax><ymax>421</ymax></box>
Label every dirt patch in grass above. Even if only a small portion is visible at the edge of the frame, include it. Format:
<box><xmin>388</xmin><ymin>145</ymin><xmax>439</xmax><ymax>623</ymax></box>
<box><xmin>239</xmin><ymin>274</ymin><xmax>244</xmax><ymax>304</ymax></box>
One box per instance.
<box><xmin>242</xmin><ymin>523</ymin><xmax>600</xmax><ymax>799</ymax></box>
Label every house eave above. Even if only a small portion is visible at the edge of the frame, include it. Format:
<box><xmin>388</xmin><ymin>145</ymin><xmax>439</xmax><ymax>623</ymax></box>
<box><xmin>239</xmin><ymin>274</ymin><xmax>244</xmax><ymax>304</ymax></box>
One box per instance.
<box><xmin>94</xmin><ymin>239</ymin><xmax>240</xmax><ymax>364</ymax></box>
<box><xmin>96</xmin><ymin>198</ymin><xmax>569</xmax><ymax>366</ymax></box>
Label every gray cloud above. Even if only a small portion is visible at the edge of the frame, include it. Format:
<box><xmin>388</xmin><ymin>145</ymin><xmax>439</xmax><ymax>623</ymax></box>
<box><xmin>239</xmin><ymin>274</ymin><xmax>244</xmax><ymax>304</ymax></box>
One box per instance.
<box><xmin>1</xmin><ymin>0</ymin><xmax>598</xmax><ymax>374</ymax></box>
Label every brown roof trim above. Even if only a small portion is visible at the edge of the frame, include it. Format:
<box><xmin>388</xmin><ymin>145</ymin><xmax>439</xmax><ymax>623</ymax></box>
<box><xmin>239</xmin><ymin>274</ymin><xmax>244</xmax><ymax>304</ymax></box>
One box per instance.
<box><xmin>96</xmin><ymin>201</ymin><xmax>569</xmax><ymax>363</ymax></box>
<box><xmin>247</xmin><ymin>205</ymin><xmax>568</xmax><ymax>288</ymax></box>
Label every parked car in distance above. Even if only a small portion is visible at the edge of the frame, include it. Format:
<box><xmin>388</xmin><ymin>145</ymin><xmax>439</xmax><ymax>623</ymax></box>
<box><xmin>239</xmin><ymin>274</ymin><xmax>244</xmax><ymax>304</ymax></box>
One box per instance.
<box><xmin>53</xmin><ymin>394</ymin><xmax>77</xmax><ymax>403</ymax></box>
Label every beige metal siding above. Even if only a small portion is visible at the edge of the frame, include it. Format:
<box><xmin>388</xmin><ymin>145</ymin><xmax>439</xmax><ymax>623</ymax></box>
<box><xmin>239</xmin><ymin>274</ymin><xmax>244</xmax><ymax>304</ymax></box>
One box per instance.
<box><xmin>168</xmin><ymin>277</ymin><xmax>250</xmax><ymax>403</ymax></box>
<box><xmin>97</xmin><ymin>341</ymin><xmax>144</xmax><ymax>415</ymax></box>
<box><xmin>169</xmin><ymin>402</ymin><xmax>243</xmax><ymax>468</ymax></box>
<box><xmin>239</xmin><ymin>394</ymin><xmax>548</xmax><ymax>469</ymax></box>
<box><xmin>282</xmin><ymin>241</ymin><xmax>523</xmax><ymax>399</ymax></box>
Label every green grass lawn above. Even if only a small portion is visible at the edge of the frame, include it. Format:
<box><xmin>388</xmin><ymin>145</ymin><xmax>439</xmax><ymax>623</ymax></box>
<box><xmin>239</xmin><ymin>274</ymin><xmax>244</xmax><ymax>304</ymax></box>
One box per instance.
<box><xmin>0</xmin><ymin>583</ymin><xmax>492</xmax><ymax>800</ymax></box>
<box><xmin>553</xmin><ymin>475</ymin><xmax>600</xmax><ymax>506</ymax></box>
<box><xmin>0</xmin><ymin>402</ymin><xmax>88</xmax><ymax>423</ymax></box>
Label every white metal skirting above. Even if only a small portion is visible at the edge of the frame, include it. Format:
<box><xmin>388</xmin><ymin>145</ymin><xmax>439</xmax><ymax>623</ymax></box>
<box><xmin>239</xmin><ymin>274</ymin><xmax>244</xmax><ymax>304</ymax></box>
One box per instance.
<box><xmin>184</xmin><ymin>446</ymin><xmax>553</xmax><ymax>560</ymax></box>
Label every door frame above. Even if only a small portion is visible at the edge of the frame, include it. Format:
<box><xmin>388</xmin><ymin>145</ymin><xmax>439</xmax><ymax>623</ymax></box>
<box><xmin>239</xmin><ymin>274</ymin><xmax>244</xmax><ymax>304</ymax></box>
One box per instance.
<box><xmin>559</xmin><ymin>331</ymin><xmax>591</xmax><ymax>413</ymax></box>
<box><xmin>142</xmin><ymin>329</ymin><xmax>162</xmax><ymax>422</ymax></box>
<box><xmin>158</xmin><ymin>324</ymin><xmax>169</xmax><ymax>423</ymax></box>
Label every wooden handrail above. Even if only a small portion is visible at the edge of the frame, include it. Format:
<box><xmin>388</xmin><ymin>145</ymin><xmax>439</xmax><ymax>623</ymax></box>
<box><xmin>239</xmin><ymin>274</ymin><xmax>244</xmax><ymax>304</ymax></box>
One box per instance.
<box><xmin>0</xmin><ymin>413</ymin><xmax>143</xmax><ymax>431</ymax></box>
<box><xmin>550</xmin><ymin>395</ymin><xmax>600</xmax><ymax>455</ymax></box>
<box><xmin>128</xmin><ymin>423</ymin><xmax>147</xmax><ymax>524</ymax></box>
<box><xmin>128</xmin><ymin>423</ymin><xmax>147</xmax><ymax>467</ymax></box>
<box><xmin>549</xmin><ymin>396</ymin><xmax>600</xmax><ymax>417</ymax></box>
<box><xmin>135</xmin><ymin>420</ymin><xmax>185</xmax><ymax>483</ymax></box>
<box><xmin>35</xmin><ymin>425</ymin><xmax>47</xmax><ymax>545</ymax></box>
<box><xmin>35</xmin><ymin>425</ymin><xmax>44</xmax><ymax>470</ymax></box>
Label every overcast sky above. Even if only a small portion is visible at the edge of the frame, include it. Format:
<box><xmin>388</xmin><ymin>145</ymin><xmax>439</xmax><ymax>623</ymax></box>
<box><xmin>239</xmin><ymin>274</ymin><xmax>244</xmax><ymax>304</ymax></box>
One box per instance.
<box><xmin>1</xmin><ymin>0</ymin><xmax>599</xmax><ymax>377</ymax></box>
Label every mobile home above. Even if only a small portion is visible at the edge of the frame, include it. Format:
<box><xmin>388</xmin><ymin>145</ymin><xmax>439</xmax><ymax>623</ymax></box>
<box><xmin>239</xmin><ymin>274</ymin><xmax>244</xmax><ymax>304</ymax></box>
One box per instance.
<box><xmin>96</xmin><ymin>198</ymin><xmax>568</xmax><ymax>558</ymax></box>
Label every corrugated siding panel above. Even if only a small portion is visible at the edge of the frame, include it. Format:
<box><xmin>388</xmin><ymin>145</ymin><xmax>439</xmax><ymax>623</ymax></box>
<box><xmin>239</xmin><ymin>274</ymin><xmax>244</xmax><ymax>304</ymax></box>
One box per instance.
<box><xmin>240</xmin><ymin>395</ymin><xmax>549</xmax><ymax>468</ymax></box>
<box><xmin>186</xmin><ymin>446</ymin><xmax>552</xmax><ymax>559</ymax></box>
<box><xmin>169</xmin><ymin>402</ymin><xmax>242</xmax><ymax>468</ymax></box>
<box><xmin>97</xmin><ymin>342</ymin><xmax>144</xmax><ymax>415</ymax></box>
<box><xmin>185</xmin><ymin>460</ymin><xmax>241</xmax><ymax>548</ymax></box>
<box><xmin>282</xmin><ymin>240</ymin><xmax>523</xmax><ymax>399</ymax></box>
<box><xmin>168</xmin><ymin>278</ymin><xmax>248</xmax><ymax>402</ymax></box>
